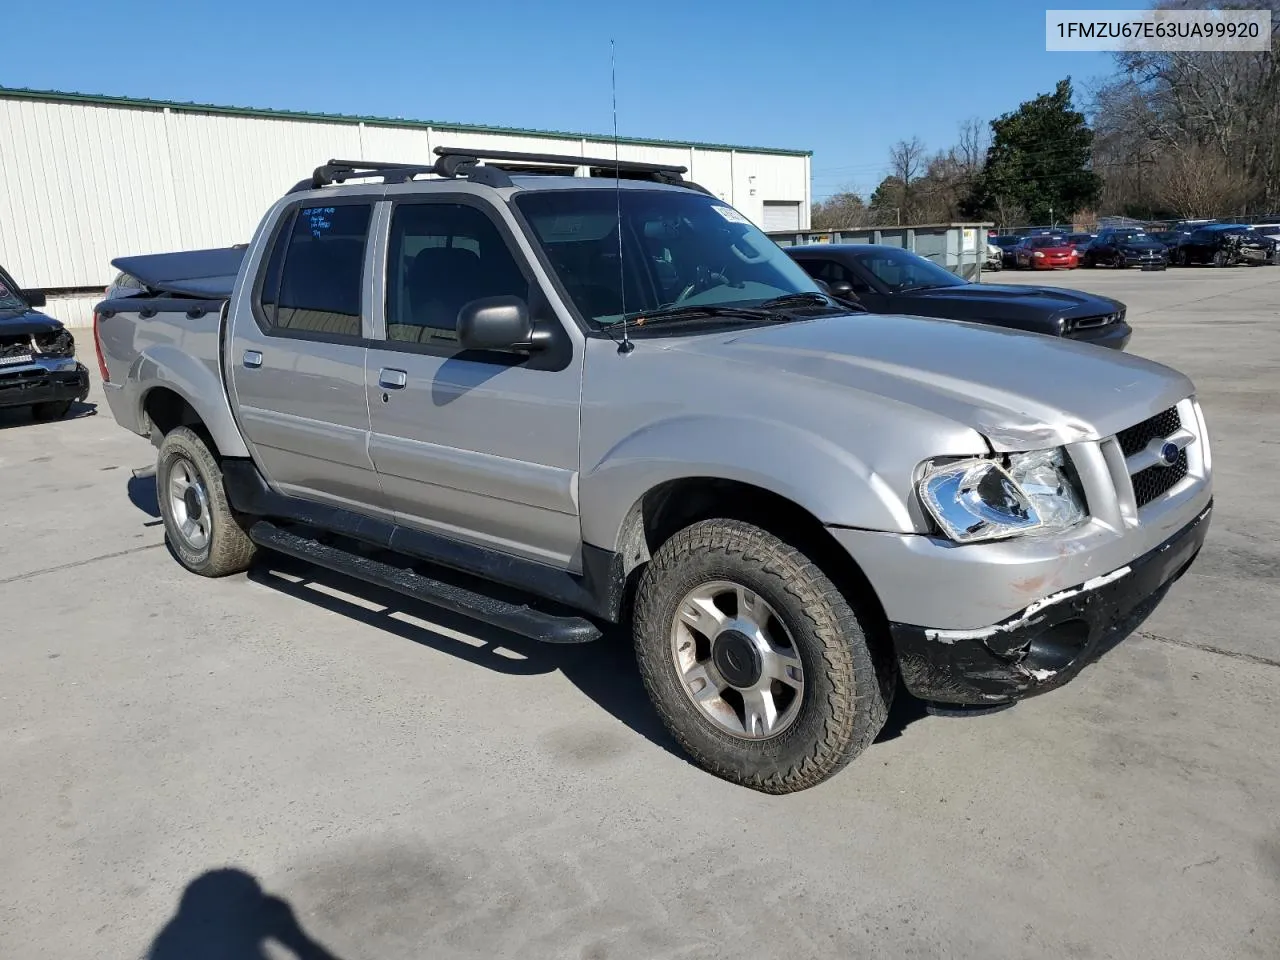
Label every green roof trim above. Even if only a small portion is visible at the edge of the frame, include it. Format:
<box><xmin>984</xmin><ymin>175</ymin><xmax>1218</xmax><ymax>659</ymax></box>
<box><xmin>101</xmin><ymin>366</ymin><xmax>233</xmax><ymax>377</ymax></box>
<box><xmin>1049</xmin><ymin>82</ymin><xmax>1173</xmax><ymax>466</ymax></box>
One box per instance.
<box><xmin>0</xmin><ymin>86</ymin><xmax>812</xmax><ymax>158</ymax></box>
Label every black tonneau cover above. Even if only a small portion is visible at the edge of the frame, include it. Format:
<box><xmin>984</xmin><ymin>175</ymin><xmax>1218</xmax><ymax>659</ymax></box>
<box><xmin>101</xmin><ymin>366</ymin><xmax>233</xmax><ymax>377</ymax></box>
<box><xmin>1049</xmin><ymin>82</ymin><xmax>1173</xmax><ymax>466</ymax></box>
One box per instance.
<box><xmin>111</xmin><ymin>246</ymin><xmax>246</xmax><ymax>300</ymax></box>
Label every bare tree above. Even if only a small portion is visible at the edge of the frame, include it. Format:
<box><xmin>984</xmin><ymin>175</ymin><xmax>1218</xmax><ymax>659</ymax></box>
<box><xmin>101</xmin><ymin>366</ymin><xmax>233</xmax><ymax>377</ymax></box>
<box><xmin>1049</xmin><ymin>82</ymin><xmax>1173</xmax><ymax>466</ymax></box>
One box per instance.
<box><xmin>811</xmin><ymin>191</ymin><xmax>870</xmax><ymax>229</ymax></box>
<box><xmin>1158</xmin><ymin>143</ymin><xmax>1254</xmax><ymax>218</ymax></box>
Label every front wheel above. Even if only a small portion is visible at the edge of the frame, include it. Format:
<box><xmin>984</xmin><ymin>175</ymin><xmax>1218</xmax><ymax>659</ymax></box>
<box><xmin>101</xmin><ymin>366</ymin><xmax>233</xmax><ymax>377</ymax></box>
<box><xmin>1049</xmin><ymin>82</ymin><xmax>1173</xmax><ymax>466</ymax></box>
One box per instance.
<box><xmin>632</xmin><ymin>519</ymin><xmax>894</xmax><ymax>793</ymax></box>
<box><xmin>156</xmin><ymin>426</ymin><xmax>256</xmax><ymax>577</ymax></box>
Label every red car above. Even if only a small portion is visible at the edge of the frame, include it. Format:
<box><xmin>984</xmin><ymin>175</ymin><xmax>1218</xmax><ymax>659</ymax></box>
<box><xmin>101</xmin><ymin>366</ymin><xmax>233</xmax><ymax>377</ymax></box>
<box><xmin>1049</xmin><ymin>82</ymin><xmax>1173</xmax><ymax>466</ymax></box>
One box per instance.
<box><xmin>1014</xmin><ymin>235</ymin><xmax>1079</xmax><ymax>270</ymax></box>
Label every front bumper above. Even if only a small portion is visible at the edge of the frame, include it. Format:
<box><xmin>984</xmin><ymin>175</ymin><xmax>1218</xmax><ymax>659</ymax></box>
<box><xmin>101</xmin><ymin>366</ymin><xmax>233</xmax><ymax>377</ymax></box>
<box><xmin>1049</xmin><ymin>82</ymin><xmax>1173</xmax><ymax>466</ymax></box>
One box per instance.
<box><xmin>0</xmin><ymin>357</ymin><xmax>89</xmax><ymax>409</ymax></box>
<box><xmin>1068</xmin><ymin>321</ymin><xmax>1132</xmax><ymax>351</ymax></box>
<box><xmin>1031</xmin><ymin>258</ymin><xmax>1077</xmax><ymax>269</ymax></box>
<box><xmin>886</xmin><ymin>503</ymin><xmax>1211</xmax><ymax>704</ymax></box>
<box><xmin>1119</xmin><ymin>252</ymin><xmax>1167</xmax><ymax>269</ymax></box>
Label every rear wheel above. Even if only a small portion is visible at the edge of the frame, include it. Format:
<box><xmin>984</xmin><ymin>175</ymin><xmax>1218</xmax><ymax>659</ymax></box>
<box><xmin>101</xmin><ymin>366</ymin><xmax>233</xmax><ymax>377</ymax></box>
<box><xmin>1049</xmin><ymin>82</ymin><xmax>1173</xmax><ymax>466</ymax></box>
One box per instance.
<box><xmin>31</xmin><ymin>400</ymin><xmax>73</xmax><ymax>420</ymax></box>
<box><xmin>1213</xmin><ymin>250</ymin><xmax>1229</xmax><ymax>267</ymax></box>
<box><xmin>633</xmin><ymin>518</ymin><xmax>893</xmax><ymax>794</ymax></box>
<box><xmin>156</xmin><ymin>426</ymin><xmax>256</xmax><ymax>577</ymax></box>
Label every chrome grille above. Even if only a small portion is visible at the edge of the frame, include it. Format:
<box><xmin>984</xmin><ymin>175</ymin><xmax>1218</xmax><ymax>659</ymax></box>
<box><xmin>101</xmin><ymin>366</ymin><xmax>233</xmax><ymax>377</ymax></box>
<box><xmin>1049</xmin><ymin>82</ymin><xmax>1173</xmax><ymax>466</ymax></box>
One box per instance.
<box><xmin>1117</xmin><ymin>407</ymin><xmax>1181</xmax><ymax>457</ymax></box>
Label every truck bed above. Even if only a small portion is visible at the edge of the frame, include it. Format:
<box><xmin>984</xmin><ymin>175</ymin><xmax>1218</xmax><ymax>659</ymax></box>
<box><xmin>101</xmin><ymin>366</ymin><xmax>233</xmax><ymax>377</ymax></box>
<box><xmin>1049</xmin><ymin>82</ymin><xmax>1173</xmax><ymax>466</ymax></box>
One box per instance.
<box><xmin>95</xmin><ymin>250</ymin><xmax>238</xmax><ymax>447</ymax></box>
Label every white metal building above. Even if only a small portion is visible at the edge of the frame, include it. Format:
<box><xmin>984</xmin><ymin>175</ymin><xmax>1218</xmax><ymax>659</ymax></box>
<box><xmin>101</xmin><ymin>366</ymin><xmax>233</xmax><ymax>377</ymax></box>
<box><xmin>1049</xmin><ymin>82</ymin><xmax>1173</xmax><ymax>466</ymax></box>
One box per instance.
<box><xmin>0</xmin><ymin>88</ymin><xmax>811</xmax><ymax>328</ymax></box>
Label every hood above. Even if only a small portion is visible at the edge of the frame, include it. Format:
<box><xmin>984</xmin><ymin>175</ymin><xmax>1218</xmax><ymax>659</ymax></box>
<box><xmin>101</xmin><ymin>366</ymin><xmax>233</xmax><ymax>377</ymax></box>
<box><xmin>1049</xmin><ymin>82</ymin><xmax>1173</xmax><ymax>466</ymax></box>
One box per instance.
<box><xmin>671</xmin><ymin>313</ymin><xmax>1192</xmax><ymax>451</ymax></box>
<box><xmin>909</xmin><ymin>283</ymin><xmax>1117</xmax><ymax>316</ymax></box>
<box><xmin>0</xmin><ymin>307</ymin><xmax>64</xmax><ymax>337</ymax></box>
<box><xmin>1117</xmin><ymin>239</ymin><xmax>1164</xmax><ymax>251</ymax></box>
<box><xmin>1030</xmin><ymin>245</ymin><xmax>1075</xmax><ymax>254</ymax></box>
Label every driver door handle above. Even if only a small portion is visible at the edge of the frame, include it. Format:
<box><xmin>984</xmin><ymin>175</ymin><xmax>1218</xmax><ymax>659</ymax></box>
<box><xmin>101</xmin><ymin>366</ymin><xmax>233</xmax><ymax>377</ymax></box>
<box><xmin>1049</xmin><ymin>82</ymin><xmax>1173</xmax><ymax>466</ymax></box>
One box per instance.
<box><xmin>378</xmin><ymin>368</ymin><xmax>407</xmax><ymax>389</ymax></box>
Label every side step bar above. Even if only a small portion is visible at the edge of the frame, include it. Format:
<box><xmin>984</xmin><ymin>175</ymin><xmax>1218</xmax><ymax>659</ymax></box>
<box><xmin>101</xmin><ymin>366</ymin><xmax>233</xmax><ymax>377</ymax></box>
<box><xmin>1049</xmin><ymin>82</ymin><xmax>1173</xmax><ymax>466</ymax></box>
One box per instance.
<box><xmin>248</xmin><ymin>521</ymin><xmax>601</xmax><ymax>644</ymax></box>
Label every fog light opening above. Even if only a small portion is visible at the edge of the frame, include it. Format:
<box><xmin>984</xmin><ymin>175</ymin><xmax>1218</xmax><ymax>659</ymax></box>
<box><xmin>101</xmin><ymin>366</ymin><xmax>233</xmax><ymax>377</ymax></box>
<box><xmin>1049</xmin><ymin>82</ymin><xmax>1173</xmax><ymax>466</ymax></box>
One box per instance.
<box><xmin>1021</xmin><ymin>620</ymin><xmax>1091</xmax><ymax>674</ymax></box>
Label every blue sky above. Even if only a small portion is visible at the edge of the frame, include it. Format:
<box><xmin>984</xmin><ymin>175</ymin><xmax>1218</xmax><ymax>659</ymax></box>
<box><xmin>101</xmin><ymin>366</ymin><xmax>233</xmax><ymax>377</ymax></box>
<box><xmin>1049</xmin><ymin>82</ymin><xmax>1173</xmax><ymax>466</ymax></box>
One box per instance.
<box><xmin>3</xmin><ymin>0</ymin><xmax>1131</xmax><ymax>200</ymax></box>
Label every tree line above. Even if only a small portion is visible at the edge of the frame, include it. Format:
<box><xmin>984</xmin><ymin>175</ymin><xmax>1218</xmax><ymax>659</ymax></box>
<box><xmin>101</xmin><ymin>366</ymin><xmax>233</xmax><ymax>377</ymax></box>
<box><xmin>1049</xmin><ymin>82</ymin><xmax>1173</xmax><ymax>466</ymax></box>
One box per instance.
<box><xmin>812</xmin><ymin>0</ymin><xmax>1280</xmax><ymax>230</ymax></box>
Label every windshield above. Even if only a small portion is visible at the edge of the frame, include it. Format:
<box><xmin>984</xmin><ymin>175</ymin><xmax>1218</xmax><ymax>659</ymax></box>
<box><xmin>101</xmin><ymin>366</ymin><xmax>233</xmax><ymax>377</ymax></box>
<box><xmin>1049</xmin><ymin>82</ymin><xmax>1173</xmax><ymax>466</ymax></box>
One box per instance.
<box><xmin>513</xmin><ymin>188</ymin><xmax>821</xmax><ymax>325</ymax></box>
<box><xmin>851</xmin><ymin>247</ymin><xmax>967</xmax><ymax>292</ymax></box>
<box><xmin>1030</xmin><ymin>236</ymin><xmax>1068</xmax><ymax>248</ymax></box>
<box><xmin>0</xmin><ymin>272</ymin><xmax>28</xmax><ymax>311</ymax></box>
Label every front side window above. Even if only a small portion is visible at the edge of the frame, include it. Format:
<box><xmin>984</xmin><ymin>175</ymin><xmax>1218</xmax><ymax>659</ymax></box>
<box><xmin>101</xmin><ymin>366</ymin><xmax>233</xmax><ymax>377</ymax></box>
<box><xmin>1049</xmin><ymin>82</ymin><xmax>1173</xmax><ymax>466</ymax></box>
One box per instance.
<box><xmin>513</xmin><ymin>188</ymin><xmax>821</xmax><ymax>326</ymax></box>
<box><xmin>262</xmin><ymin>203</ymin><xmax>371</xmax><ymax>338</ymax></box>
<box><xmin>0</xmin><ymin>270</ymin><xmax>26</xmax><ymax>311</ymax></box>
<box><xmin>852</xmin><ymin>247</ymin><xmax>966</xmax><ymax>293</ymax></box>
<box><xmin>385</xmin><ymin>202</ymin><xmax>529</xmax><ymax>344</ymax></box>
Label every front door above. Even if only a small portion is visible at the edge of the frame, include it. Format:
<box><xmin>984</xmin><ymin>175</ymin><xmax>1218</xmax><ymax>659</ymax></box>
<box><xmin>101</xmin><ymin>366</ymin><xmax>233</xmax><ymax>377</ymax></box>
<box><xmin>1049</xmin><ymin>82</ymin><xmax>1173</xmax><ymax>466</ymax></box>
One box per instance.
<box><xmin>228</xmin><ymin>195</ymin><xmax>391</xmax><ymax>517</ymax></box>
<box><xmin>364</xmin><ymin>196</ymin><xmax>584</xmax><ymax>569</ymax></box>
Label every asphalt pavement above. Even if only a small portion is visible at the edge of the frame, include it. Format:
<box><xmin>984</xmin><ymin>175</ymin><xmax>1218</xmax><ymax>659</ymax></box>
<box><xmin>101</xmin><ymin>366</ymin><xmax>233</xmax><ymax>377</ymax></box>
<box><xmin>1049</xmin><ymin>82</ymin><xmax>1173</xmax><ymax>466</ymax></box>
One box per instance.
<box><xmin>1</xmin><ymin>264</ymin><xmax>1277</xmax><ymax>959</ymax></box>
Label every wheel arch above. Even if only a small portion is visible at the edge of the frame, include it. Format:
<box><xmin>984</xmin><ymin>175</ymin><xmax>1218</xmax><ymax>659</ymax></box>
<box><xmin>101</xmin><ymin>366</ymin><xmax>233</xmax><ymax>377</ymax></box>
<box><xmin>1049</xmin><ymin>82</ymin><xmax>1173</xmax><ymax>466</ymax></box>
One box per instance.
<box><xmin>610</xmin><ymin>476</ymin><xmax>894</xmax><ymax>660</ymax></box>
<box><xmin>131</xmin><ymin>345</ymin><xmax>249</xmax><ymax>457</ymax></box>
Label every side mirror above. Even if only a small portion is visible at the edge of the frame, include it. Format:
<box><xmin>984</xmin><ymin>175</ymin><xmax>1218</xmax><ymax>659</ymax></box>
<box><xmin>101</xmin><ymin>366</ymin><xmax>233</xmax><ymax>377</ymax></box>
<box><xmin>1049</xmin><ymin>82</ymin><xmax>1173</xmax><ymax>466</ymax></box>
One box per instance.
<box><xmin>22</xmin><ymin>290</ymin><xmax>46</xmax><ymax>308</ymax></box>
<box><xmin>827</xmin><ymin>279</ymin><xmax>857</xmax><ymax>300</ymax></box>
<box><xmin>456</xmin><ymin>295</ymin><xmax>539</xmax><ymax>352</ymax></box>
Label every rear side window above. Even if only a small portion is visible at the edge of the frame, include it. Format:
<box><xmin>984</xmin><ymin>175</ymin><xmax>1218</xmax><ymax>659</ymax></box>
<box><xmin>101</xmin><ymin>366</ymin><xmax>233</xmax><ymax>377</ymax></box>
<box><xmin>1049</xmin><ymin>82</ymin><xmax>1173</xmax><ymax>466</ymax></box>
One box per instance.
<box><xmin>259</xmin><ymin>203</ymin><xmax>372</xmax><ymax>338</ymax></box>
<box><xmin>384</xmin><ymin>202</ymin><xmax>529</xmax><ymax>344</ymax></box>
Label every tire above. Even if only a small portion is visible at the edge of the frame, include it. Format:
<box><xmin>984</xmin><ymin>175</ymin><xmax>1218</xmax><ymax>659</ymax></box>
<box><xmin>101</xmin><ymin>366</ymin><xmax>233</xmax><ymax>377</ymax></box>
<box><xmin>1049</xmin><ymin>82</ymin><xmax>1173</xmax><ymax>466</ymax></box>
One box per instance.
<box><xmin>1213</xmin><ymin>250</ymin><xmax>1228</xmax><ymax>268</ymax></box>
<box><xmin>156</xmin><ymin>426</ymin><xmax>256</xmax><ymax>577</ymax></box>
<box><xmin>31</xmin><ymin>399</ymin><xmax>73</xmax><ymax>420</ymax></box>
<box><xmin>632</xmin><ymin>519</ymin><xmax>894</xmax><ymax>794</ymax></box>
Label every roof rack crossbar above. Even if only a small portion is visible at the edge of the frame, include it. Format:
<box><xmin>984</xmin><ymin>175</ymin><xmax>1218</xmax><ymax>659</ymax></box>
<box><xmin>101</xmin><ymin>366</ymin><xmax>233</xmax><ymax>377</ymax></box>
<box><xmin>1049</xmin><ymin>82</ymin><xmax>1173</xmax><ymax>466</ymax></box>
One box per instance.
<box><xmin>291</xmin><ymin>146</ymin><xmax>712</xmax><ymax>195</ymax></box>
<box><xmin>431</xmin><ymin>145</ymin><xmax>688</xmax><ymax>176</ymax></box>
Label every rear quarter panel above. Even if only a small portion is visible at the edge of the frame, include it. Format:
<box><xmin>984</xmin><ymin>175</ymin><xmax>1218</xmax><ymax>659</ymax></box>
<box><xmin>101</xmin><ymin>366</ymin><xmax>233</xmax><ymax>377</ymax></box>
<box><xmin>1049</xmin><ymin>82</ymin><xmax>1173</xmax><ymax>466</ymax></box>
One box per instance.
<box><xmin>98</xmin><ymin>301</ymin><xmax>250</xmax><ymax>457</ymax></box>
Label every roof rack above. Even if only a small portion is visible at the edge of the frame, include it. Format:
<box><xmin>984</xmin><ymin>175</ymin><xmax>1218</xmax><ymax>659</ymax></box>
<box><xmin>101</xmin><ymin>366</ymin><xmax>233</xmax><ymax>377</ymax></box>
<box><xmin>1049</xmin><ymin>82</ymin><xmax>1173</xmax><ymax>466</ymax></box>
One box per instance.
<box><xmin>290</xmin><ymin>145</ymin><xmax>712</xmax><ymax>194</ymax></box>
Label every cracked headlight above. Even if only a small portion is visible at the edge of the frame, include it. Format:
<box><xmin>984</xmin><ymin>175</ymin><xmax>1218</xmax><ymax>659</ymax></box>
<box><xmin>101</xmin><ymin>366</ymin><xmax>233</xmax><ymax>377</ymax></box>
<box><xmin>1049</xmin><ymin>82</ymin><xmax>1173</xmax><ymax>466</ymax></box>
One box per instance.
<box><xmin>918</xmin><ymin>449</ymin><xmax>1086</xmax><ymax>544</ymax></box>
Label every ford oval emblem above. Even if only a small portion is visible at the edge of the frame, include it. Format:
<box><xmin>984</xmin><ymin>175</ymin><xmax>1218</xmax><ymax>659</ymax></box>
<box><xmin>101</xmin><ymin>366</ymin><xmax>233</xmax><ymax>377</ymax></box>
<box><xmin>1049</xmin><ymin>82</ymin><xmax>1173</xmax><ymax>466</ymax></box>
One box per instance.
<box><xmin>1159</xmin><ymin>441</ymin><xmax>1180</xmax><ymax>466</ymax></box>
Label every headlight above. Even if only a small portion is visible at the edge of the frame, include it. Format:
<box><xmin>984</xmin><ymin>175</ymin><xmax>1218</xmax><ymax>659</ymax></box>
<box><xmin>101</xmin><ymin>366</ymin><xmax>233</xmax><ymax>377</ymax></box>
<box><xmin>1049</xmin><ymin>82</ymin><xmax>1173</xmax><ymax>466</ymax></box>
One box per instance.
<box><xmin>918</xmin><ymin>449</ymin><xmax>1086</xmax><ymax>544</ymax></box>
<box><xmin>1033</xmin><ymin>251</ymin><xmax>1045</xmax><ymax>258</ymax></box>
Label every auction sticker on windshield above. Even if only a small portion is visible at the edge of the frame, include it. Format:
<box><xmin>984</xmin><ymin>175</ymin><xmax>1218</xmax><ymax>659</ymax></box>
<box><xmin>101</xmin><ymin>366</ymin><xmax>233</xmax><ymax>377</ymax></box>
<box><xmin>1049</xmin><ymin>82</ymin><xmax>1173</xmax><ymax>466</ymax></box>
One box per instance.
<box><xmin>712</xmin><ymin>205</ymin><xmax>751</xmax><ymax>225</ymax></box>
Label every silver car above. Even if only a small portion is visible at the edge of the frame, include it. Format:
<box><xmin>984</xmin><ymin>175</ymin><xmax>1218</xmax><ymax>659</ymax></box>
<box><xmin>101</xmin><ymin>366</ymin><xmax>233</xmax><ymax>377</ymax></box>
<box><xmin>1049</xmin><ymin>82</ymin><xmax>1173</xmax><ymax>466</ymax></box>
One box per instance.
<box><xmin>94</xmin><ymin>148</ymin><xmax>1213</xmax><ymax>793</ymax></box>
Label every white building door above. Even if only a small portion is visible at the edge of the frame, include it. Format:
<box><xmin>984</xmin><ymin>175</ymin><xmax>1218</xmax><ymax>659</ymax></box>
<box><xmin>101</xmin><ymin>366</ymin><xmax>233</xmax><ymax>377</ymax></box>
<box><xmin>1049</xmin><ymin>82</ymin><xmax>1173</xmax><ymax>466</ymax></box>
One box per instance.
<box><xmin>762</xmin><ymin>201</ymin><xmax>801</xmax><ymax>232</ymax></box>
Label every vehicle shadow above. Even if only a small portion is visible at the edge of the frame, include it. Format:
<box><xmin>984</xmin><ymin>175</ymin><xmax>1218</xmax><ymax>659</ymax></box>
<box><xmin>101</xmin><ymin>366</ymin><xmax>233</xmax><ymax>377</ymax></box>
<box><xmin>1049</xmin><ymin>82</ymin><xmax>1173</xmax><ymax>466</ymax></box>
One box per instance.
<box><xmin>0</xmin><ymin>399</ymin><xmax>97</xmax><ymax>430</ymax></box>
<box><xmin>146</xmin><ymin>868</ymin><xmax>344</xmax><ymax>960</ymax></box>
<box><xmin>247</xmin><ymin>554</ymin><xmax>688</xmax><ymax>762</ymax></box>
<box><xmin>128</xmin><ymin>474</ymin><xmax>162</xmax><ymax>518</ymax></box>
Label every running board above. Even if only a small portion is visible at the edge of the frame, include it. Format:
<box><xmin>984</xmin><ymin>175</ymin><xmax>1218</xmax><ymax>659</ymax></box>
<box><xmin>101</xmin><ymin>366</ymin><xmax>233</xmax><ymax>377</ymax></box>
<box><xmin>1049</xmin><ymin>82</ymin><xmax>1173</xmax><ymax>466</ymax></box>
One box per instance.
<box><xmin>248</xmin><ymin>521</ymin><xmax>601</xmax><ymax>644</ymax></box>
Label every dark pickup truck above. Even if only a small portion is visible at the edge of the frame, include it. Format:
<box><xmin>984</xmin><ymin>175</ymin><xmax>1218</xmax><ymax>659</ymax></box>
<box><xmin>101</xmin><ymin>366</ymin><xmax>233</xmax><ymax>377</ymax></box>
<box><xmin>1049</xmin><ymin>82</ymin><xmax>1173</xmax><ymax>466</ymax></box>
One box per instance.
<box><xmin>0</xmin><ymin>264</ymin><xmax>89</xmax><ymax>420</ymax></box>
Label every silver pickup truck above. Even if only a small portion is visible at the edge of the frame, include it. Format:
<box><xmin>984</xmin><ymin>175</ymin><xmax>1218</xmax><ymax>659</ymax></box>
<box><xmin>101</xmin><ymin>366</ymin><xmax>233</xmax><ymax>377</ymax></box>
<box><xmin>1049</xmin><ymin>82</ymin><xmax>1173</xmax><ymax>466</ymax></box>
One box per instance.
<box><xmin>96</xmin><ymin>148</ymin><xmax>1213</xmax><ymax>793</ymax></box>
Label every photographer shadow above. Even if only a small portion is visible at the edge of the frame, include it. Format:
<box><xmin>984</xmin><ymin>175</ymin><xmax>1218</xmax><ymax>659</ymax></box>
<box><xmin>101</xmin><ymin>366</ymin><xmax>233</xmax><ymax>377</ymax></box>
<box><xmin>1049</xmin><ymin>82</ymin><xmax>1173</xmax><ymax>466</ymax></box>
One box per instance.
<box><xmin>147</xmin><ymin>868</ymin><xmax>344</xmax><ymax>960</ymax></box>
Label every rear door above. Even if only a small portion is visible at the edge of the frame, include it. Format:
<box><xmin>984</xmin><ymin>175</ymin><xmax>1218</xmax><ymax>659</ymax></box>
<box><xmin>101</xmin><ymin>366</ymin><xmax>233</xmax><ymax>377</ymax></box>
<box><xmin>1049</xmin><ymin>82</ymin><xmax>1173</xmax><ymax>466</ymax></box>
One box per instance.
<box><xmin>228</xmin><ymin>194</ymin><xmax>391</xmax><ymax>516</ymax></box>
<box><xmin>364</xmin><ymin>194</ymin><xmax>584</xmax><ymax>569</ymax></box>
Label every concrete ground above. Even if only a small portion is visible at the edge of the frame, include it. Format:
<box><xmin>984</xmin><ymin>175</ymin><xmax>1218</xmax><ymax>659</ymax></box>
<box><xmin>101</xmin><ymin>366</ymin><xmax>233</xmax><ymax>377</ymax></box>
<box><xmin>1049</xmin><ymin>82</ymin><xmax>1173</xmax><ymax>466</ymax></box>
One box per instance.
<box><xmin>2</xmin><ymin>265</ymin><xmax>1277</xmax><ymax>960</ymax></box>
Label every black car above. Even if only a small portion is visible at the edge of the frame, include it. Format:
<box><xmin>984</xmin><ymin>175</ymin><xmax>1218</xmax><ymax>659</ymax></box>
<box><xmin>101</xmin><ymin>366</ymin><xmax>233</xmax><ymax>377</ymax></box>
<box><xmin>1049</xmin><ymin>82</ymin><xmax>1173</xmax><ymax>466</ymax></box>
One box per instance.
<box><xmin>1170</xmin><ymin>224</ymin><xmax>1277</xmax><ymax>267</ymax></box>
<box><xmin>787</xmin><ymin>244</ymin><xmax>1131</xmax><ymax>350</ymax></box>
<box><xmin>989</xmin><ymin>234</ymin><xmax>1024</xmax><ymax>267</ymax></box>
<box><xmin>0</xmin><ymin>263</ymin><xmax>90</xmax><ymax>420</ymax></box>
<box><xmin>1082</xmin><ymin>229</ymin><xmax>1168</xmax><ymax>270</ymax></box>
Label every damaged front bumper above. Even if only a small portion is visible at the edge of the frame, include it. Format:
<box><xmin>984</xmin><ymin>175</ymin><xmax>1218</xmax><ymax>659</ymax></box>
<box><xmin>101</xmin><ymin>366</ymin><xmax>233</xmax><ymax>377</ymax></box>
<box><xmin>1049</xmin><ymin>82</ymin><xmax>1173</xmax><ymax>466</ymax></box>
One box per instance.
<box><xmin>887</xmin><ymin>502</ymin><xmax>1212</xmax><ymax>704</ymax></box>
<box><xmin>0</xmin><ymin>356</ymin><xmax>90</xmax><ymax>409</ymax></box>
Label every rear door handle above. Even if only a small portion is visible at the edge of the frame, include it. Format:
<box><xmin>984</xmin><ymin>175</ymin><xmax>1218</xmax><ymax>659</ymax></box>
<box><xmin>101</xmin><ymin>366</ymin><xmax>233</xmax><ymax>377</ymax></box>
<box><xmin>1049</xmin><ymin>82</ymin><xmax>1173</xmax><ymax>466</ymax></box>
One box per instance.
<box><xmin>242</xmin><ymin>350</ymin><xmax>263</xmax><ymax>368</ymax></box>
<box><xmin>378</xmin><ymin>368</ymin><xmax>407</xmax><ymax>389</ymax></box>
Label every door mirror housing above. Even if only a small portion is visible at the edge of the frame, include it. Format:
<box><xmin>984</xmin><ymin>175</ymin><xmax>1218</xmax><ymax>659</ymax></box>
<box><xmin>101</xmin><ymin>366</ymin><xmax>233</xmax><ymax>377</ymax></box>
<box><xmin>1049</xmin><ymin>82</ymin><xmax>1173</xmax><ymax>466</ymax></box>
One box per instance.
<box><xmin>456</xmin><ymin>296</ymin><xmax>541</xmax><ymax>352</ymax></box>
<box><xmin>827</xmin><ymin>279</ymin><xmax>857</xmax><ymax>300</ymax></box>
<box><xmin>22</xmin><ymin>289</ymin><xmax>46</xmax><ymax>308</ymax></box>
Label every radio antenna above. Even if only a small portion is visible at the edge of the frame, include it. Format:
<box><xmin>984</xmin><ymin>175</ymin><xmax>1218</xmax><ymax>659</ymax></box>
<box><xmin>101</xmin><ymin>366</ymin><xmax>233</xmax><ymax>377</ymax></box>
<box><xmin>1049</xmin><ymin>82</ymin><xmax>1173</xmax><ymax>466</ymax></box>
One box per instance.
<box><xmin>612</xmin><ymin>39</ymin><xmax>633</xmax><ymax>355</ymax></box>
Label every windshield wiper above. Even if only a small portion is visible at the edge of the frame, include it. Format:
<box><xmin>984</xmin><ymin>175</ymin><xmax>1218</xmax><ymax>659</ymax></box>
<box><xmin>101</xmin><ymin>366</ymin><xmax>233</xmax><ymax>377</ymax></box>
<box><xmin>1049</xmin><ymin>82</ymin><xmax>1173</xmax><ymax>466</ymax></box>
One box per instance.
<box><xmin>625</xmin><ymin>304</ymin><xmax>786</xmax><ymax>329</ymax></box>
<box><xmin>759</xmin><ymin>291</ymin><xmax>867</xmax><ymax>313</ymax></box>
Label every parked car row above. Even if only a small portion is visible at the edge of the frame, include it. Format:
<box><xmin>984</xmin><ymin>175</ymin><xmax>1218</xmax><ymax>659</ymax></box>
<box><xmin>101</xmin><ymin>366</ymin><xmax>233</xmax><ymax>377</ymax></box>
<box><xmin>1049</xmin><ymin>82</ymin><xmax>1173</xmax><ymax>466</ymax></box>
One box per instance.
<box><xmin>988</xmin><ymin>222</ymin><xmax>1278</xmax><ymax>272</ymax></box>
